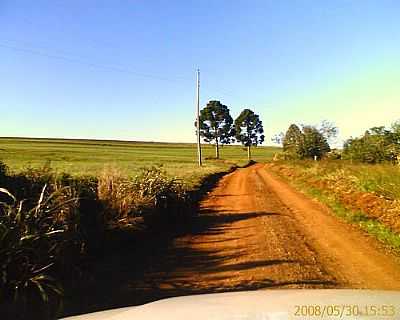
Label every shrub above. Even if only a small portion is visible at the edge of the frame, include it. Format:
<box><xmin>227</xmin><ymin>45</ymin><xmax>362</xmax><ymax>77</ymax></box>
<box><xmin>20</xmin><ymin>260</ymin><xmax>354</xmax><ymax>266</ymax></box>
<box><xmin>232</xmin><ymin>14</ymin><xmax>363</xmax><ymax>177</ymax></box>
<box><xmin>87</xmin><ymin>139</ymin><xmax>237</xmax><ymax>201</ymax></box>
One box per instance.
<box><xmin>0</xmin><ymin>163</ymin><xmax>192</xmax><ymax>318</ymax></box>
<box><xmin>97</xmin><ymin>166</ymin><xmax>136</xmax><ymax>224</ymax></box>
<box><xmin>325</xmin><ymin>149</ymin><xmax>342</xmax><ymax>160</ymax></box>
<box><xmin>0</xmin><ymin>160</ymin><xmax>8</xmax><ymax>177</ymax></box>
<box><xmin>132</xmin><ymin>166</ymin><xmax>188</xmax><ymax>225</ymax></box>
<box><xmin>0</xmin><ymin>186</ymin><xmax>81</xmax><ymax>319</ymax></box>
<box><xmin>343</xmin><ymin>124</ymin><xmax>400</xmax><ymax>164</ymax></box>
<box><xmin>97</xmin><ymin>166</ymin><xmax>188</xmax><ymax>227</ymax></box>
<box><xmin>5</xmin><ymin>164</ymin><xmax>56</xmax><ymax>204</ymax></box>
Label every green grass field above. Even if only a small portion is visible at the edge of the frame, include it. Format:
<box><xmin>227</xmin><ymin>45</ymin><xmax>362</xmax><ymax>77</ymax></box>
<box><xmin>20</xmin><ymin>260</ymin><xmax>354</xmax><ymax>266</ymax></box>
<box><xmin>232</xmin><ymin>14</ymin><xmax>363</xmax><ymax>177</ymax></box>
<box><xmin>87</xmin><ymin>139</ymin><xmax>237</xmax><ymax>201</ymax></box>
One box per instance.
<box><xmin>0</xmin><ymin>138</ymin><xmax>280</xmax><ymax>188</ymax></box>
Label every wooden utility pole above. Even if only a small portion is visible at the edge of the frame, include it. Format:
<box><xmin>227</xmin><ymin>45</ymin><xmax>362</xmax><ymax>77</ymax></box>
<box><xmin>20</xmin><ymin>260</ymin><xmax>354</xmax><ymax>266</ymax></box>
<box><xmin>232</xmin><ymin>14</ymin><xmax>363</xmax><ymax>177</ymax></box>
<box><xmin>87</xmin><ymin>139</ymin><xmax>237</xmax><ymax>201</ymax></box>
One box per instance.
<box><xmin>196</xmin><ymin>69</ymin><xmax>202</xmax><ymax>166</ymax></box>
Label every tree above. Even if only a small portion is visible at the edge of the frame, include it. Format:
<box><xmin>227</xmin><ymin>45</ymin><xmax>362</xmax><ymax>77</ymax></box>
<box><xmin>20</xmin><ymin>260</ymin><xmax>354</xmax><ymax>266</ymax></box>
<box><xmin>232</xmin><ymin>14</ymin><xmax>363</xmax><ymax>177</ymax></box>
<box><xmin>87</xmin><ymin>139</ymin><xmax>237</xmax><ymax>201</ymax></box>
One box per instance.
<box><xmin>302</xmin><ymin>125</ymin><xmax>330</xmax><ymax>159</ymax></box>
<box><xmin>318</xmin><ymin>120</ymin><xmax>338</xmax><ymax>143</ymax></box>
<box><xmin>282</xmin><ymin>124</ymin><xmax>304</xmax><ymax>159</ymax></box>
<box><xmin>234</xmin><ymin>109</ymin><xmax>264</xmax><ymax>160</ymax></box>
<box><xmin>343</xmin><ymin>122</ymin><xmax>400</xmax><ymax>164</ymax></box>
<box><xmin>279</xmin><ymin>121</ymin><xmax>336</xmax><ymax>160</ymax></box>
<box><xmin>196</xmin><ymin>100</ymin><xmax>235</xmax><ymax>159</ymax></box>
<box><xmin>271</xmin><ymin>132</ymin><xmax>284</xmax><ymax>145</ymax></box>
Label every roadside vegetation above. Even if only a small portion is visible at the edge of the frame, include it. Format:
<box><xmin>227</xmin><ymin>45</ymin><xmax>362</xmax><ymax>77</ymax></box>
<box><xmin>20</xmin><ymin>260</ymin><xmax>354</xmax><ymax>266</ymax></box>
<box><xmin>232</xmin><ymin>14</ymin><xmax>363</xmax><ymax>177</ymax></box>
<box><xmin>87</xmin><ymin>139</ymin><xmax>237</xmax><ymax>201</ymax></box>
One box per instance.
<box><xmin>0</xmin><ymin>136</ymin><xmax>277</xmax><ymax>319</ymax></box>
<box><xmin>0</xmin><ymin>161</ymin><xmax>194</xmax><ymax>319</ymax></box>
<box><xmin>273</xmin><ymin>120</ymin><xmax>337</xmax><ymax>160</ymax></box>
<box><xmin>342</xmin><ymin>121</ymin><xmax>400</xmax><ymax>164</ymax></box>
<box><xmin>270</xmin><ymin>120</ymin><xmax>400</xmax><ymax>252</ymax></box>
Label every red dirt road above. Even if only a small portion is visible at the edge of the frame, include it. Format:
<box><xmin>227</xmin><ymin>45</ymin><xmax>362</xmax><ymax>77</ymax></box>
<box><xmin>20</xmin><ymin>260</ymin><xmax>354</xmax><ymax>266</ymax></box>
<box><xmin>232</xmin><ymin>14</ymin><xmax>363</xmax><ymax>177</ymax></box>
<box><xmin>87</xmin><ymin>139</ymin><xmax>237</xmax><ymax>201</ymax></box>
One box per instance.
<box><xmin>148</xmin><ymin>163</ymin><xmax>400</xmax><ymax>291</ymax></box>
<box><xmin>67</xmin><ymin>163</ymin><xmax>400</xmax><ymax>316</ymax></box>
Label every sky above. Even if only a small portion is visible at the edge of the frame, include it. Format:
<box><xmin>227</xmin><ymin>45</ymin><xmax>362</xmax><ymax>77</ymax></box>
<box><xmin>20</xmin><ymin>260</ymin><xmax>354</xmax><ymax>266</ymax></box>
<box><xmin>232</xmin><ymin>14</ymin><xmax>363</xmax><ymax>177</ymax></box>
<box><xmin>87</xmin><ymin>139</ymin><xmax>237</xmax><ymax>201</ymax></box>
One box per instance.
<box><xmin>0</xmin><ymin>0</ymin><xmax>399</xmax><ymax>146</ymax></box>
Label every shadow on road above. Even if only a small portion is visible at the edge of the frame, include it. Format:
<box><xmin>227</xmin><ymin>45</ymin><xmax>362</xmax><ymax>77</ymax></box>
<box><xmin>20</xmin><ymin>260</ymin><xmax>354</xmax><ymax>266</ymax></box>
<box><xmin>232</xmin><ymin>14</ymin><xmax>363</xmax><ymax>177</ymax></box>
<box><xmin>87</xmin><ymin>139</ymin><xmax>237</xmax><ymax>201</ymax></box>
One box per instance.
<box><xmin>63</xmin><ymin>204</ymin><xmax>335</xmax><ymax>317</ymax></box>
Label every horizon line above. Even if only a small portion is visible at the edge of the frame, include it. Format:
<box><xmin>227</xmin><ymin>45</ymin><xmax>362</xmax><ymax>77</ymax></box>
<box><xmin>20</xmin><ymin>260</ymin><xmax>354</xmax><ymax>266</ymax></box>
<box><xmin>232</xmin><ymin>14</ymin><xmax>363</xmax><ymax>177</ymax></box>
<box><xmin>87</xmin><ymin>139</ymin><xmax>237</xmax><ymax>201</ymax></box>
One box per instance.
<box><xmin>0</xmin><ymin>136</ymin><xmax>281</xmax><ymax>147</ymax></box>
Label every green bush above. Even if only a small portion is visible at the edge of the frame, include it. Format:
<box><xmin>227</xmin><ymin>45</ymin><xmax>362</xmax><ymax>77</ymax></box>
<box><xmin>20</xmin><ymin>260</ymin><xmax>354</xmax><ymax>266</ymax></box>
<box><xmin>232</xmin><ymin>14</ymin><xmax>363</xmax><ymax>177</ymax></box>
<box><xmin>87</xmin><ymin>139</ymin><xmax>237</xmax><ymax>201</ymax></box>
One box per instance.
<box><xmin>0</xmin><ymin>165</ymin><xmax>192</xmax><ymax>318</ymax></box>
<box><xmin>0</xmin><ymin>186</ymin><xmax>81</xmax><ymax>319</ymax></box>
<box><xmin>343</xmin><ymin>125</ymin><xmax>400</xmax><ymax>164</ymax></box>
<box><xmin>0</xmin><ymin>160</ymin><xmax>7</xmax><ymax>177</ymax></box>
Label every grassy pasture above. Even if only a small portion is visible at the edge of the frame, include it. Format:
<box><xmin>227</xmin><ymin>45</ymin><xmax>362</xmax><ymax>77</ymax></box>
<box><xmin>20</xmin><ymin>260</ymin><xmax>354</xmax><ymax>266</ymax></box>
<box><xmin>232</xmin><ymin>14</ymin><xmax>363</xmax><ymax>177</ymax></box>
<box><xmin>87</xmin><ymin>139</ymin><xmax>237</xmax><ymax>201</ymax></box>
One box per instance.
<box><xmin>0</xmin><ymin>138</ymin><xmax>280</xmax><ymax>188</ymax></box>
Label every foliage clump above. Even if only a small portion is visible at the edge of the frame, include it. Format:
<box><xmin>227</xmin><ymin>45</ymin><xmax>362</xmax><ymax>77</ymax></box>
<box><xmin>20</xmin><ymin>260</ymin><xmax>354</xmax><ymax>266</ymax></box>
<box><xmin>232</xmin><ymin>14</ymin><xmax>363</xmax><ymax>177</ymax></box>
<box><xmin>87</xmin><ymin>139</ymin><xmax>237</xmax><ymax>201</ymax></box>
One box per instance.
<box><xmin>0</xmin><ymin>163</ymin><xmax>189</xmax><ymax>318</ymax></box>
<box><xmin>98</xmin><ymin>166</ymin><xmax>187</xmax><ymax>226</ymax></box>
<box><xmin>0</xmin><ymin>160</ymin><xmax>8</xmax><ymax>177</ymax></box>
<box><xmin>280</xmin><ymin>121</ymin><xmax>336</xmax><ymax>160</ymax></box>
<box><xmin>0</xmin><ymin>185</ymin><xmax>81</xmax><ymax>319</ymax></box>
<box><xmin>343</xmin><ymin>122</ymin><xmax>400</xmax><ymax>164</ymax></box>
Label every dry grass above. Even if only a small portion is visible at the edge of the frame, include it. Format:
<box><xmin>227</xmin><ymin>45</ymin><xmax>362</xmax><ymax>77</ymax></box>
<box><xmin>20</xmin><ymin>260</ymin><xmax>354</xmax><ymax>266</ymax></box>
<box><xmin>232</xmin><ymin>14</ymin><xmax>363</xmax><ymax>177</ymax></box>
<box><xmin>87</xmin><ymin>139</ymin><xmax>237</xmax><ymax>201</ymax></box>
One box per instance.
<box><xmin>97</xmin><ymin>165</ymin><xmax>187</xmax><ymax>226</ymax></box>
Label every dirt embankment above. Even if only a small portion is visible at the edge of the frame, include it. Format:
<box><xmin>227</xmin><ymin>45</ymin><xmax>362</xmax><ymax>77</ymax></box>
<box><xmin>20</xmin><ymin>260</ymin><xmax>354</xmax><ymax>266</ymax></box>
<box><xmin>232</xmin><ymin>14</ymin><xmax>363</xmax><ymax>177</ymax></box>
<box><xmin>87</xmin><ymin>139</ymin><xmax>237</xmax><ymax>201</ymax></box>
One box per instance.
<box><xmin>268</xmin><ymin>162</ymin><xmax>400</xmax><ymax>233</ymax></box>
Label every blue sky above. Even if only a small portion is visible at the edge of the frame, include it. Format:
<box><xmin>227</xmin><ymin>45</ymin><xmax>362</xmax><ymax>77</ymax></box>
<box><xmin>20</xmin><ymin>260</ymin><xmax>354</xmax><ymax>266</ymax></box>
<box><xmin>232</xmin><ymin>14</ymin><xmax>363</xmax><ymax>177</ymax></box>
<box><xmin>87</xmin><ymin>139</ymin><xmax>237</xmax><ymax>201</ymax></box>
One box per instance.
<box><xmin>1</xmin><ymin>1</ymin><xmax>399</xmax><ymax>145</ymax></box>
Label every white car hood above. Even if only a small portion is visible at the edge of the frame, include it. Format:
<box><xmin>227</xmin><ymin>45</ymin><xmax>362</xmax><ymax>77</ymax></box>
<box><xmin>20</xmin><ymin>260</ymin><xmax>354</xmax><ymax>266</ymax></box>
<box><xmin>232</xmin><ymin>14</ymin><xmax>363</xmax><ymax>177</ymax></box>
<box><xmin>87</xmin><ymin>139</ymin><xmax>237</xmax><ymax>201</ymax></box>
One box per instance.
<box><xmin>62</xmin><ymin>289</ymin><xmax>400</xmax><ymax>320</ymax></box>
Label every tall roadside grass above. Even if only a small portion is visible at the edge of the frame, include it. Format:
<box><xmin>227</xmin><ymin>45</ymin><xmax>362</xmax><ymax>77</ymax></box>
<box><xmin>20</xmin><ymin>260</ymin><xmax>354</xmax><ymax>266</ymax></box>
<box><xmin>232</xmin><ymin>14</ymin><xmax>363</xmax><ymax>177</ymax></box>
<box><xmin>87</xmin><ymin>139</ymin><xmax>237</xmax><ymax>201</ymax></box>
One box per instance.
<box><xmin>0</xmin><ymin>185</ymin><xmax>81</xmax><ymax>319</ymax></box>
<box><xmin>0</xmin><ymin>160</ymin><xmax>192</xmax><ymax>319</ymax></box>
<box><xmin>97</xmin><ymin>165</ymin><xmax>188</xmax><ymax>227</ymax></box>
<box><xmin>268</xmin><ymin>160</ymin><xmax>400</xmax><ymax>251</ymax></box>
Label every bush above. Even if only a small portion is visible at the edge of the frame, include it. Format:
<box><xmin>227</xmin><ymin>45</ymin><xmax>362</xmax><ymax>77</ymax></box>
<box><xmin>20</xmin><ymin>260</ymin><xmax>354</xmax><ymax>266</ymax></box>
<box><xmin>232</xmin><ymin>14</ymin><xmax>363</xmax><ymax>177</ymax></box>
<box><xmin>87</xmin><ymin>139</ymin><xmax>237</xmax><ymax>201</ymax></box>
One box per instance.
<box><xmin>0</xmin><ymin>164</ymin><xmax>191</xmax><ymax>318</ymax></box>
<box><xmin>0</xmin><ymin>186</ymin><xmax>81</xmax><ymax>319</ymax></box>
<box><xmin>97</xmin><ymin>166</ymin><xmax>134</xmax><ymax>223</ymax></box>
<box><xmin>325</xmin><ymin>149</ymin><xmax>342</xmax><ymax>160</ymax></box>
<box><xmin>0</xmin><ymin>160</ymin><xmax>8</xmax><ymax>177</ymax></box>
<box><xmin>343</xmin><ymin>125</ymin><xmax>400</xmax><ymax>164</ymax></box>
<box><xmin>132</xmin><ymin>166</ymin><xmax>188</xmax><ymax>226</ymax></box>
<box><xmin>97</xmin><ymin>166</ymin><xmax>188</xmax><ymax>227</ymax></box>
<box><xmin>4</xmin><ymin>164</ymin><xmax>56</xmax><ymax>205</ymax></box>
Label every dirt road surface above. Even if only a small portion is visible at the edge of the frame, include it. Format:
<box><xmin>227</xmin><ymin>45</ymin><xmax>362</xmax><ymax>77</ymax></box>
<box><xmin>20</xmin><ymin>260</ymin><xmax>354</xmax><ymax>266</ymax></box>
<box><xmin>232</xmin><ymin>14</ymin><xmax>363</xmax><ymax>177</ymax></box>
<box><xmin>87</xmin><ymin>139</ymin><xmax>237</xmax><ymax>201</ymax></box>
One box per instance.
<box><xmin>68</xmin><ymin>163</ymin><xmax>400</xmax><ymax>315</ymax></box>
<box><xmin>147</xmin><ymin>163</ymin><xmax>400</xmax><ymax>291</ymax></box>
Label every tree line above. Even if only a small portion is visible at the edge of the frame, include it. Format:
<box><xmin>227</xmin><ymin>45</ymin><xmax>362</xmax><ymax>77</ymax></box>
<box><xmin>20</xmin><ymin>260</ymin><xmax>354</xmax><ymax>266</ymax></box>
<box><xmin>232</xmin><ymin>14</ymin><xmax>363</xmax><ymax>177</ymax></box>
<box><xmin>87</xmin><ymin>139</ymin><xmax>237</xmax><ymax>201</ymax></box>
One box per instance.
<box><xmin>342</xmin><ymin>122</ymin><xmax>400</xmax><ymax>163</ymax></box>
<box><xmin>276</xmin><ymin>120</ymin><xmax>400</xmax><ymax>164</ymax></box>
<box><xmin>274</xmin><ymin>121</ymin><xmax>337</xmax><ymax>160</ymax></box>
<box><xmin>196</xmin><ymin>100</ymin><xmax>264</xmax><ymax>160</ymax></box>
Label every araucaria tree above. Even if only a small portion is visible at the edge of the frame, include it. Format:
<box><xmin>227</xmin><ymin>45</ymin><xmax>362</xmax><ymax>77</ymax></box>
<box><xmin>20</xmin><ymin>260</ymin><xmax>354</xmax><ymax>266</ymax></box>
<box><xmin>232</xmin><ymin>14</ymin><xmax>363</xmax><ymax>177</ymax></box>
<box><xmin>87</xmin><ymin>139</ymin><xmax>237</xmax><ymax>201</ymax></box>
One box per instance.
<box><xmin>234</xmin><ymin>109</ymin><xmax>264</xmax><ymax>160</ymax></box>
<box><xmin>196</xmin><ymin>100</ymin><xmax>235</xmax><ymax>159</ymax></box>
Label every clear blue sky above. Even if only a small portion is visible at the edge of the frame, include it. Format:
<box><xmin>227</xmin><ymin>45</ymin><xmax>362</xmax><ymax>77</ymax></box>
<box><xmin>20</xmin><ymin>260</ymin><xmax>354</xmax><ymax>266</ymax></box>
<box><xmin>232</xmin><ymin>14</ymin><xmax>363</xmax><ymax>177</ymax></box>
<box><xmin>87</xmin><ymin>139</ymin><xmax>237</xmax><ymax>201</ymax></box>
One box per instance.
<box><xmin>1</xmin><ymin>1</ymin><xmax>399</xmax><ymax>145</ymax></box>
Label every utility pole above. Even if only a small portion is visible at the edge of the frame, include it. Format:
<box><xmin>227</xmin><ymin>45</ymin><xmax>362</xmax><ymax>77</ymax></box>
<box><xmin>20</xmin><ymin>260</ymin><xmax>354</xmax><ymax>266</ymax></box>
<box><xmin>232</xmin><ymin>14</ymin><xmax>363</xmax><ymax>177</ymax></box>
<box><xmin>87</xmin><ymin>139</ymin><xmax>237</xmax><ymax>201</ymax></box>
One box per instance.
<box><xmin>196</xmin><ymin>69</ymin><xmax>202</xmax><ymax>166</ymax></box>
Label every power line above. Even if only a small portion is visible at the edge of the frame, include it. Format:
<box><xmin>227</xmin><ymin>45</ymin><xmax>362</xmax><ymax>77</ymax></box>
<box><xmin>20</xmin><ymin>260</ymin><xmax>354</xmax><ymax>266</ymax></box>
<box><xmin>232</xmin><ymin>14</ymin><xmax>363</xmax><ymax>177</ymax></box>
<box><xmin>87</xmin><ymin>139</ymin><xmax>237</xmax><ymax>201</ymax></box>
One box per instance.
<box><xmin>0</xmin><ymin>39</ymin><xmax>243</xmax><ymax>105</ymax></box>
<box><xmin>0</xmin><ymin>41</ymin><xmax>190</xmax><ymax>83</ymax></box>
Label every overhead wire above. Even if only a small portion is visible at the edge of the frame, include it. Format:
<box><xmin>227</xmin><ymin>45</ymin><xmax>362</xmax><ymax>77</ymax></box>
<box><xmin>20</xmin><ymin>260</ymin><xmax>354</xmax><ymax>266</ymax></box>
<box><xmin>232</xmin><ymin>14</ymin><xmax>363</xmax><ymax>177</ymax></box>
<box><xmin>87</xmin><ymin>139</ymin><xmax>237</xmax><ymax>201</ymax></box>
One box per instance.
<box><xmin>0</xmin><ymin>40</ymin><xmax>190</xmax><ymax>83</ymax></box>
<box><xmin>0</xmin><ymin>38</ymin><xmax>244</xmax><ymax>103</ymax></box>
